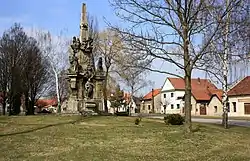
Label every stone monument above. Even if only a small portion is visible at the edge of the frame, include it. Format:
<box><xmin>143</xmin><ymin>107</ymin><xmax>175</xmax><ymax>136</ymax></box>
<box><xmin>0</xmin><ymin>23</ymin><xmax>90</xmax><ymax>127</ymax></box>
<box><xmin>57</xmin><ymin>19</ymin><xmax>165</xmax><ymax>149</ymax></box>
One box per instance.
<box><xmin>62</xmin><ymin>3</ymin><xmax>105</xmax><ymax>114</ymax></box>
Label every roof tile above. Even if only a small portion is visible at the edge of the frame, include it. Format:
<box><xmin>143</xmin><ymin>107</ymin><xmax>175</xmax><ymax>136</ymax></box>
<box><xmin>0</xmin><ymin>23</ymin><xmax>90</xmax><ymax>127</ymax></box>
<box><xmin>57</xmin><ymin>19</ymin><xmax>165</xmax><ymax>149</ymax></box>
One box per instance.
<box><xmin>228</xmin><ymin>76</ymin><xmax>250</xmax><ymax>96</ymax></box>
<box><xmin>168</xmin><ymin>77</ymin><xmax>222</xmax><ymax>101</ymax></box>
<box><xmin>143</xmin><ymin>89</ymin><xmax>161</xmax><ymax>100</ymax></box>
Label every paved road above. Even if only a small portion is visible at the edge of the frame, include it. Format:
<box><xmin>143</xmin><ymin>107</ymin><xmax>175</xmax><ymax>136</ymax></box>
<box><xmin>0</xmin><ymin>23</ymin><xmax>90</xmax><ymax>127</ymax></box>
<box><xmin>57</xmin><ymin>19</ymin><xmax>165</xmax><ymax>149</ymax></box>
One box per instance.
<box><xmin>149</xmin><ymin>116</ymin><xmax>250</xmax><ymax>127</ymax></box>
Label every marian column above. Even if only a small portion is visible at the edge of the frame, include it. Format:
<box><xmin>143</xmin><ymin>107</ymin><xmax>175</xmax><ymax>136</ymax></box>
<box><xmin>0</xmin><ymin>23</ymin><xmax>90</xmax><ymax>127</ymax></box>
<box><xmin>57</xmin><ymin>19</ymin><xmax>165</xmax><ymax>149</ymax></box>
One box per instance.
<box><xmin>80</xmin><ymin>3</ymin><xmax>88</xmax><ymax>42</ymax></box>
<box><xmin>62</xmin><ymin>3</ymin><xmax>105</xmax><ymax>115</ymax></box>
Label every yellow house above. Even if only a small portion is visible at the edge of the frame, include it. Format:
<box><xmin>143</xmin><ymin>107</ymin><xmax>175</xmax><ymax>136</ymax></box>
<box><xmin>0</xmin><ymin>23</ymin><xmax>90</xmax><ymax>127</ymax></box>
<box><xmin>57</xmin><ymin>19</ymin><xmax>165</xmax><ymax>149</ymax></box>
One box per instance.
<box><xmin>187</xmin><ymin>93</ymin><xmax>223</xmax><ymax>116</ymax></box>
<box><xmin>140</xmin><ymin>89</ymin><xmax>161</xmax><ymax>113</ymax></box>
<box><xmin>161</xmin><ymin>77</ymin><xmax>223</xmax><ymax>116</ymax></box>
<box><xmin>227</xmin><ymin>76</ymin><xmax>250</xmax><ymax>117</ymax></box>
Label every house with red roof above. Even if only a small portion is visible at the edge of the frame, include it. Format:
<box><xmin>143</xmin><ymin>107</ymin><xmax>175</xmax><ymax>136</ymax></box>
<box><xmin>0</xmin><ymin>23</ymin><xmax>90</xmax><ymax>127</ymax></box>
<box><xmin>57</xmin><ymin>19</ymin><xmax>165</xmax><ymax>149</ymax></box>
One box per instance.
<box><xmin>35</xmin><ymin>97</ymin><xmax>58</xmax><ymax>113</ymax></box>
<box><xmin>106</xmin><ymin>92</ymin><xmax>141</xmax><ymax>114</ymax></box>
<box><xmin>227</xmin><ymin>76</ymin><xmax>250</xmax><ymax>116</ymax></box>
<box><xmin>161</xmin><ymin>77</ymin><xmax>223</xmax><ymax>116</ymax></box>
<box><xmin>141</xmin><ymin>88</ymin><xmax>161</xmax><ymax>113</ymax></box>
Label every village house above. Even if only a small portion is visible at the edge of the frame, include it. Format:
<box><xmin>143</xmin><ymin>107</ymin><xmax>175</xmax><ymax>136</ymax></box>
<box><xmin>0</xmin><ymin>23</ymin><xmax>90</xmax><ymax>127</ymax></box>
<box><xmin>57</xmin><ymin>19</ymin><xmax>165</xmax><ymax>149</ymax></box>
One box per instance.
<box><xmin>161</xmin><ymin>77</ymin><xmax>223</xmax><ymax>116</ymax></box>
<box><xmin>35</xmin><ymin>97</ymin><xmax>58</xmax><ymax>113</ymax></box>
<box><xmin>106</xmin><ymin>92</ymin><xmax>141</xmax><ymax>114</ymax></box>
<box><xmin>227</xmin><ymin>76</ymin><xmax>250</xmax><ymax>117</ymax></box>
<box><xmin>140</xmin><ymin>89</ymin><xmax>161</xmax><ymax>113</ymax></box>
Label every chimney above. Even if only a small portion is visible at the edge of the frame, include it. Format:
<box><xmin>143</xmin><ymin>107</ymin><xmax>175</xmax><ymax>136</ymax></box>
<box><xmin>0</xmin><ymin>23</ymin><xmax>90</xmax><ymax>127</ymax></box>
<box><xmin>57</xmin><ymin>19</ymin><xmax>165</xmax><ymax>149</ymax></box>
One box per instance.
<box><xmin>198</xmin><ymin>77</ymin><xmax>200</xmax><ymax>84</ymax></box>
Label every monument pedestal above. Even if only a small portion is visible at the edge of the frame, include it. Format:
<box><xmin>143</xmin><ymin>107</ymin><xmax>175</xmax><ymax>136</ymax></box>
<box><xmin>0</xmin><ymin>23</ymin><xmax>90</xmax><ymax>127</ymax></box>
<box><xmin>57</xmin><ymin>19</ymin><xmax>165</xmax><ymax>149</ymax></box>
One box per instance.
<box><xmin>62</xmin><ymin>3</ymin><xmax>106</xmax><ymax>115</ymax></box>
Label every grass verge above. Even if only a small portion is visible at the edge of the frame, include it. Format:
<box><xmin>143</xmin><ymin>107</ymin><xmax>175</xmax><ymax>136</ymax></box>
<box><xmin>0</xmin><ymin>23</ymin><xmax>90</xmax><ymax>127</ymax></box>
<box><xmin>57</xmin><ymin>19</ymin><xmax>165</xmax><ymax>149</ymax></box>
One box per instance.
<box><xmin>1</xmin><ymin>115</ymin><xmax>250</xmax><ymax>161</ymax></box>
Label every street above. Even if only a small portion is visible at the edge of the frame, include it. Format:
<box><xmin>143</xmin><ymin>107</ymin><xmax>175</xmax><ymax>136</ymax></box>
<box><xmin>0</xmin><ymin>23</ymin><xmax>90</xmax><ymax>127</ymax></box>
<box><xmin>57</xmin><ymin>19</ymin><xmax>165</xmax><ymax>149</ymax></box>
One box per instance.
<box><xmin>149</xmin><ymin>116</ymin><xmax>250</xmax><ymax>127</ymax></box>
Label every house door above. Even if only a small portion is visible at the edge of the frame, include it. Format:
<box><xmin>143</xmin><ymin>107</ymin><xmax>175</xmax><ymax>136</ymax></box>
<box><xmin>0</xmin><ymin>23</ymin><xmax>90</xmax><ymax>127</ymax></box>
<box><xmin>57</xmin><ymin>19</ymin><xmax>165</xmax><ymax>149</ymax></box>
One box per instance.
<box><xmin>200</xmin><ymin>105</ymin><xmax>206</xmax><ymax>115</ymax></box>
<box><xmin>244</xmin><ymin>103</ymin><xmax>250</xmax><ymax>114</ymax></box>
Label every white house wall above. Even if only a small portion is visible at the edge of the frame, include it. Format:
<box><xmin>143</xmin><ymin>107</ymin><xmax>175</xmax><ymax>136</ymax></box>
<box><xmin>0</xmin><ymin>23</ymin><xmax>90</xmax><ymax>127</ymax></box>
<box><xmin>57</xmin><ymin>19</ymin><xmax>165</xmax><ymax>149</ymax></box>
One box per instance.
<box><xmin>207</xmin><ymin>96</ymin><xmax>223</xmax><ymax>116</ymax></box>
<box><xmin>161</xmin><ymin>90</ymin><xmax>185</xmax><ymax>114</ymax></box>
<box><xmin>161</xmin><ymin>79</ymin><xmax>175</xmax><ymax>91</ymax></box>
<box><xmin>228</xmin><ymin>96</ymin><xmax>250</xmax><ymax>117</ymax></box>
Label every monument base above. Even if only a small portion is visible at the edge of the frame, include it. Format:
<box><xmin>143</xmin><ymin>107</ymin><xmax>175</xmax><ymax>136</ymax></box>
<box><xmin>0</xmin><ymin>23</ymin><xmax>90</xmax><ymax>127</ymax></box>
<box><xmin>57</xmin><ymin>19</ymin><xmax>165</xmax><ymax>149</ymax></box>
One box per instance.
<box><xmin>61</xmin><ymin>98</ymin><xmax>104</xmax><ymax>115</ymax></box>
<box><xmin>61</xmin><ymin>98</ymin><xmax>80</xmax><ymax>114</ymax></box>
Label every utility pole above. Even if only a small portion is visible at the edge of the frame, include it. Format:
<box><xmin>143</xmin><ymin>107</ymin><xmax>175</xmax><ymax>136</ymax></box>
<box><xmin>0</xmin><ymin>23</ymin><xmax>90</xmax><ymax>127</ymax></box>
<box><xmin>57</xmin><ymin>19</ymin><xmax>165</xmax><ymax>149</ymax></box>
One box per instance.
<box><xmin>222</xmin><ymin>0</ymin><xmax>230</xmax><ymax>129</ymax></box>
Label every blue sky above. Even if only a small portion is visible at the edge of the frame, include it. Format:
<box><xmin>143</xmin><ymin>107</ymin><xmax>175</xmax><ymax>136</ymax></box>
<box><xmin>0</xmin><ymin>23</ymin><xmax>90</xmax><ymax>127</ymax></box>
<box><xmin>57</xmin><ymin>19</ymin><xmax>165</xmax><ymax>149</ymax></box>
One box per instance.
<box><xmin>0</xmin><ymin>0</ymin><xmax>208</xmax><ymax>95</ymax></box>
<box><xmin>0</xmin><ymin>0</ymin><xmax>119</xmax><ymax>35</ymax></box>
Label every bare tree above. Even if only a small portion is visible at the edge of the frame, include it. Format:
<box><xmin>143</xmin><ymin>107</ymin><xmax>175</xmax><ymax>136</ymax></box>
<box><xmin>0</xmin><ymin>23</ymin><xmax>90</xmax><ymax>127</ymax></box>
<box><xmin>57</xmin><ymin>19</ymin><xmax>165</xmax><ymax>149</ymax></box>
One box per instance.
<box><xmin>22</xmin><ymin>38</ymin><xmax>50</xmax><ymax>115</ymax></box>
<box><xmin>98</xmin><ymin>29</ymin><xmax>123</xmax><ymax>113</ymax></box>
<box><xmin>200</xmin><ymin>0</ymin><xmax>249</xmax><ymax>128</ymax></box>
<box><xmin>0</xmin><ymin>23</ymin><xmax>50</xmax><ymax>115</ymax></box>
<box><xmin>28</xmin><ymin>28</ymin><xmax>70</xmax><ymax>113</ymax></box>
<box><xmin>0</xmin><ymin>23</ymin><xmax>29</xmax><ymax>115</ymax></box>
<box><xmin>109</xmin><ymin>0</ymin><xmax>244</xmax><ymax>133</ymax></box>
<box><xmin>88</xmin><ymin>13</ymin><xmax>99</xmax><ymax>59</ymax></box>
<box><xmin>0</xmin><ymin>45</ymin><xmax>9</xmax><ymax>115</ymax></box>
<box><xmin>115</xmin><ymin>54</ymin><xmax>151</xmax><ymax>115</ymax></box>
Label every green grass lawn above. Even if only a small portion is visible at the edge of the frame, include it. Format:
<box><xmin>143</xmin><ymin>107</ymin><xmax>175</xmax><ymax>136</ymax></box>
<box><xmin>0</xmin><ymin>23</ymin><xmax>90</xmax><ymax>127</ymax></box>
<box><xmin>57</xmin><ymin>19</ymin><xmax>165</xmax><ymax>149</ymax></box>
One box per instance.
<box><xmin>1</xmin><ymin>115</ymin><xmax>250</xmax><ymax>161</ymax></box>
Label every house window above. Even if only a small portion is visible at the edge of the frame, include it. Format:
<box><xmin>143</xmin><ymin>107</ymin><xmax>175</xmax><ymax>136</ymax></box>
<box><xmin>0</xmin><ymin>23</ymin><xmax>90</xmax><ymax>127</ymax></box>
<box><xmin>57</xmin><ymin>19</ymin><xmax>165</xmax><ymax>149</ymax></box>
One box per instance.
<box><xmin>171</xmin><ymin>104</ymin><xmax>174</xmax><ymax>109</ymax></box>
<box><xmin>164</xmin><ymin>94</ymin><xmax>166</xmax><ymax>98</ymax></box>
<box><xmin>143</xmin><ymin>104</ymin><xmax>145</xmax><ymax>110</ymax></box>
<box><xmin>163</xmin><ymin>105</ymin><xmax>166</xmax><ymax>109</ymax></box>
<box><xmin>214</xmin><ymin>106</ymin><xmax>218</xmax><ymax>113</ymax></box>
<box><xmin>171</xmin><ymin>93</ymin><xmax>174</xmax><ymax>97</ymax></box>
<box><xmin>148</xmin><ymin>105</ymin><xmax>150</xmax><ymax>110</ymax></box>
<box><xmin>232</xmin><ymin>102</ymin><xmax>236</xmax><ymax>112</ymax></box>
<box><xmin>177</xmin><ymin>104</ymin><xmax>180</xmax><ymax>109</ymax></box>
<box><xmin>226</xmin><ymin>102</ymin><xmax>230</xmax><ymax>112</ymax></box>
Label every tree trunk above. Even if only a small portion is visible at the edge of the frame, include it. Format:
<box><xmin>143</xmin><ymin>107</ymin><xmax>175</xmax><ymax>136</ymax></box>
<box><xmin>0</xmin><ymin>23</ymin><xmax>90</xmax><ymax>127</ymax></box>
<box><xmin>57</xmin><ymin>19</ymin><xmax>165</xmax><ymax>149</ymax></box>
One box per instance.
<box><xmin>2</xmin><ymin>92</ymin><xmax>7</xmax><ymax>115</ymax></box>
<box><xmin>30</xmin><ymin>100</ymin><xmax>35</xmax><ymax>115</ymax></box>
<box><xmin>2</xmin><ymin>100</ymin><xmax>6</xmax><ymax>115</ymax></box>
<box><xmin>183</xmin><ymin>24</ymin><xmax>192</xmax><ymax>133</ymax></box>
<box><xmin>25</xmin><ymin>92</ymin><xmax>35</xmax><ymax>115</ymax></box>
<box><xmin>103</xmin><ymin>70</ymin><xmax>109</xmax><ymax>113</ymax></box>
<box><xmin>222</xmin><ymin>0</ymin><xmax>230</xmax><ymax>129</ymax></box>
<box><xmin>151</xmin><ymin>88</ymin><xmax>154</xmax><ymax>113</ymax></box>
<box><xmin>24</xmin><ymin>92</ymin><xmax>30</xmax><ymax>115</ymax></box>
<box><xmin>12</xmin><ymin>94</ymin><xmax>21</xmax><ymax>115</ymax></box>
<box><xmin>184</xmin><ymin>74</ymin><xmax>192</xmax><ymax>133</ymax></box>
<box><xmin>53</xmin><ymin>69</ymin><xmax>61</xmax><ymax>113</ymax></box>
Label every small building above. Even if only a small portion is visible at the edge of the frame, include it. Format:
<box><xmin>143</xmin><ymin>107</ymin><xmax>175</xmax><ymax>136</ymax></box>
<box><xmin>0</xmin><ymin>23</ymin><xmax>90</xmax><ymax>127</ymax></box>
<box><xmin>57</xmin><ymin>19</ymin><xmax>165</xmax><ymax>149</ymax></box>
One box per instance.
<box><xmin>36</xmin><ymin>97</ymin><xmax>58</xmax><ymax>113</ymax></box>
<box><xmin>227</xmin><ymin>76</ymin><xmax>250</xmax><ymax>117</ymax></box>
<box><xmin>161</xmin><ymin>77</ymin><xmax>223</xmax><ymax>116</ymax></box>
<box><xmin>140</xmin><ymin>89</ymin><xmax>161</xmax><ymax>113</ymax></box>
<box><xmin>106</xmin><ymin>92</ymin><xmax>141</xmax><ymax>114</ymax></box>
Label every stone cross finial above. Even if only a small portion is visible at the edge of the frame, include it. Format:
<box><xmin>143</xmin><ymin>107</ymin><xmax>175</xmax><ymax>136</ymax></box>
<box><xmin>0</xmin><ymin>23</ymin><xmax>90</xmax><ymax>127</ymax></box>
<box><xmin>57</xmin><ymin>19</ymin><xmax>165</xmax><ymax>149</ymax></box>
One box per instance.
<box><xmin>80</xmin><ymin>3</ymin><xmax>88</xmax><ymax>42</ymax></box>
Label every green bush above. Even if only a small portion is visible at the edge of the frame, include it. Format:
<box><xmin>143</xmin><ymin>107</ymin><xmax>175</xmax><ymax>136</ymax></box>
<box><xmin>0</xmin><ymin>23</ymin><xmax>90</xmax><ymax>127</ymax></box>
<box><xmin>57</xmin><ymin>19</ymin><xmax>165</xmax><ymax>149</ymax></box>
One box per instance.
<box><xmin>164</xmin><ymin>114</ymin><xmax>184</xmax><ymax>125</ymax></box>
<box><xmin>115</xmin><ymin>112</ymin><xmax>129</xmax><ymax>116</ymax></box>
<box><xmin>134</xmin><ymin>117</ymin><xmax>141</xmax><ymax>125</ymax></box>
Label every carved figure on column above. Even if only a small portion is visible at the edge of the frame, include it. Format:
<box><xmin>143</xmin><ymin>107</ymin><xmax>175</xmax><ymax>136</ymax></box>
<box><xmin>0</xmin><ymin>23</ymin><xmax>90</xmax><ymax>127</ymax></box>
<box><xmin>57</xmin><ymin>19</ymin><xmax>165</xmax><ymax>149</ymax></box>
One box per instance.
<box><xmin>85</xmin><ymin>79</ymin><xmax>94</xmax><ymax>99</ymax></box>
<box><xmin>69</xmin><ymin>36</ymin><xmax>83</xmax><ymax>73</ymax></box>
<box><xmin>83</xmin><ymin>65</ymin><xmax>95</xmax><ymax>80</ymax></box>
<box><xmin>97</xmin><ymin>57</ymin><xmax>103</xmax><ymax>72</ymax></box>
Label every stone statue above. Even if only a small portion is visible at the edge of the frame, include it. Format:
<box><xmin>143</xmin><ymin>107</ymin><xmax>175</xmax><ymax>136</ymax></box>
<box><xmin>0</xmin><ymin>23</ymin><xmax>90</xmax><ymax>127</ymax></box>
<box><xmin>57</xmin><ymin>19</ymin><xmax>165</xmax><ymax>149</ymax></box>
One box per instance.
<box><xmin>69</xmin><ymin>37</ymin><xmax>80</xmax><ymax>73</ymax></box>
<box><xmin>71</xmin><ymin>37</ymin><xmax>80</xmax><ymax>53</ymax></box>
<box><xmin>69</xmin><ymin>36</ymin><xmax>85</xmax><ymax>73</ymax></box>
<box><xmin>69</xmin><ymin>52</ymin><xmax>78</xmax><ymax>73</ymax></box>
<box><xmin>97</xmin><ymin>57</ymin><xmax>103</xmax><ymax>72</ymax></box>
<box><xmin>64</xmin><ymin>3</ymin><xmax>106</xmax><ymax>114</ymax></box>
<box><xmin>83</xmin><ymin>65</ymin><xmax>95</xmax><ymax>80</ymax></box>
<box><xmin>85</xmin><ymin>79</ymin><xmax>94</xmax><ymax>99</ymax></box>
<box><xmin>80</xmin><ymin>37</ymin><xmax>93</xmax><ymax>55</ymax></box>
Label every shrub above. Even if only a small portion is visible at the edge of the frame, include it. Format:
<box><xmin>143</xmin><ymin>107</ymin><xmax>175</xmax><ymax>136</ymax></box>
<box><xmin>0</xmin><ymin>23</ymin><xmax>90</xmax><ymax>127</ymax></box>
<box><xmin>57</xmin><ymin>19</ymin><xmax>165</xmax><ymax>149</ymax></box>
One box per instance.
<box><xmin>115</xmin><ymin>111</ymin><xmax>129</xmax><ymax>116</ymax></box>
<box><xmin>164</xmin><ymin>114</ymin><xmax>184</xmax><ymax>125</ymax></box>
<box><xmin>134</xmin><ymin>117</ymin><xmax>141</xmax><ymax>125</ymax></box>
